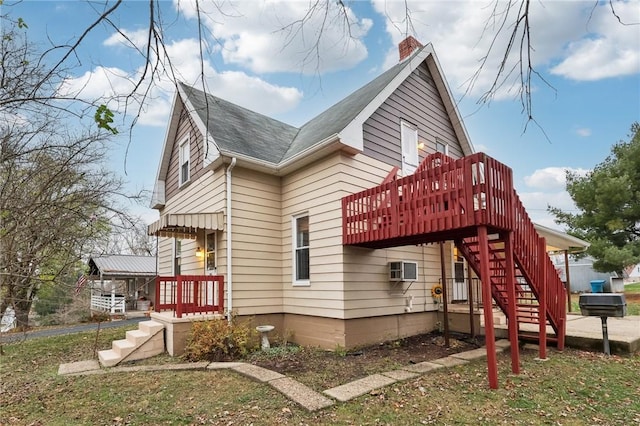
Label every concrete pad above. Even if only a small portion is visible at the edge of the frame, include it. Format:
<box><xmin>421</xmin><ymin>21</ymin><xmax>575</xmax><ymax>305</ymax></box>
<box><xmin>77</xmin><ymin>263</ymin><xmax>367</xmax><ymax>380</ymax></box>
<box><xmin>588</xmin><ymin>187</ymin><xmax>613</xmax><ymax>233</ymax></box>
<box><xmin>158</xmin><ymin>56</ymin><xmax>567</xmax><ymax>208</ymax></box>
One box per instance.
<box><xmin>430</xmin><ymin>356</ymin><xmax>469</xmax><ymax>368</ymax></box>
<box><xmin>381</xmin><ymin>369</ymin><xmax>420</xmax><ymax>381</ymax></box>
<box><xmin>207</xmin><ymin>362</ymin><xmax>245</xmax><ymax>370</ymax></box>
<box><xmin>403</xmin><ymin>361</ymin><xmax>444</xmax><ymax>374</ymax></box>
<box><xmin>58</xmin><ymin>360</ymin><xmax>100</xmax><ymax>375</ymax></box>
<box><xmin>269</xmin><ymin>377</ymin><xmax>334</xmax><ymax>411</ymax></box>
<box><xmin>323</xmin><ymin>374</ymin><xmax>396</xmax><ymax>402</ymax></box>
<box><xmin>450</xmin><ymin>348</ymin><xmax>487</xmax><ymax>361</ymax></box>
<box><xmin>231</xmin><ymin>363</ymin><xmax>285</xmax><ymax>382</ymax></box>
<box><xmin>494</xmin><ymin>339</ymin><xmax>511</xmax><ymax>350</ymax></box>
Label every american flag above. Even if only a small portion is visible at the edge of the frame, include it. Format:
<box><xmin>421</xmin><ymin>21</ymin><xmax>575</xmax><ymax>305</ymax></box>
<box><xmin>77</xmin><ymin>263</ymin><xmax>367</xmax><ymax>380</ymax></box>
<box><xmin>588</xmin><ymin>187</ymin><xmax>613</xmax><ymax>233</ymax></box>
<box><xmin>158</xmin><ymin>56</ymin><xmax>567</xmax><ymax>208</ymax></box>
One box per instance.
<box><xmin>74</xmin><ymin>274</ymin><xmax>88</xmax><ymax>295</ymax></box>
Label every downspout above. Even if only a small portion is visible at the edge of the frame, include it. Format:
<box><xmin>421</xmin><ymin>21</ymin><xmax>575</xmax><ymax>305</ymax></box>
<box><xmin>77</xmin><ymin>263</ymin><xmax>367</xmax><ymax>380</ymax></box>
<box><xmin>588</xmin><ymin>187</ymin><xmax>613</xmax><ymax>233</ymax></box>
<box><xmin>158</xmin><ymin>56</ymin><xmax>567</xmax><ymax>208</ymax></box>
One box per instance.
<box><xmin>226</xmin><ymin>157</ymin><xmax>237</xmax><ymax>321</ymax></box>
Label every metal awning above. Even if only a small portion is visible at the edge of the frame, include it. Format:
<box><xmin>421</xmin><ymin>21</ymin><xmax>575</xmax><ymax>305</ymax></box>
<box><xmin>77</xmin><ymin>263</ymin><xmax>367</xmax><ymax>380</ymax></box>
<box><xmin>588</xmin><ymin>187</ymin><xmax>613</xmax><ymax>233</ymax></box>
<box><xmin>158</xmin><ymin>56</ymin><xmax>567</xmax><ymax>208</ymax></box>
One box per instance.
<box><xmin>148</xmin><ymin>212</ymin><xmax>224</xmax><ymax>238</ymax></box>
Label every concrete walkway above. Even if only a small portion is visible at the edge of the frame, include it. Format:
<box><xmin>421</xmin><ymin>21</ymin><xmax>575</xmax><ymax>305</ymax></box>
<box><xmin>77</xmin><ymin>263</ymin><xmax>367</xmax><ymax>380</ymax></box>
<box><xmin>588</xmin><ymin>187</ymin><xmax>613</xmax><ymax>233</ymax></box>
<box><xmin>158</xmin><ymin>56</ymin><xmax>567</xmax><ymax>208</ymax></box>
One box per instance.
<box><xmin>492</xmin><ymin>313</ymin><xmax>640</xmax><ymax>354</ymax></box>
<box><xmin>58</xmin><ymin>339</ymin><xmax>512</xmax><ymax>412</ymax></box>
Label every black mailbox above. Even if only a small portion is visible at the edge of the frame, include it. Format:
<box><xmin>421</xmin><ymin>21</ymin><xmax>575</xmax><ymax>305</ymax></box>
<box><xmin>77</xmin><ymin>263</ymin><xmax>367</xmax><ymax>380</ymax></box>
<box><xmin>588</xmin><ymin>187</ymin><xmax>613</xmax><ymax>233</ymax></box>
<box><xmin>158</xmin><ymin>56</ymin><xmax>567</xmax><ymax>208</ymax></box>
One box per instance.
<box><xmin>578</xmin><ymin>293</ymin><xmax>626</xmax><ymax>355</ymax></box>
<box><xmin>579</xmin><ymin>293</ymin><xmax>627</xmax><ymax>317</ymax></box>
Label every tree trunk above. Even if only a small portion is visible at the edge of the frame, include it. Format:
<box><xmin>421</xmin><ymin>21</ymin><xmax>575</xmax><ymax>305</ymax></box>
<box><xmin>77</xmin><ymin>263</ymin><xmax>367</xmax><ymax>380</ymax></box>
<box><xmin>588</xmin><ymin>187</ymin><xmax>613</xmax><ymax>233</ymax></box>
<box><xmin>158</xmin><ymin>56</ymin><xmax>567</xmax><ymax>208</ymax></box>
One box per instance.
<box><xmin>14</xmin><ymin>299</ymin><xmax>32</xmax><ymax>331</ymax></box>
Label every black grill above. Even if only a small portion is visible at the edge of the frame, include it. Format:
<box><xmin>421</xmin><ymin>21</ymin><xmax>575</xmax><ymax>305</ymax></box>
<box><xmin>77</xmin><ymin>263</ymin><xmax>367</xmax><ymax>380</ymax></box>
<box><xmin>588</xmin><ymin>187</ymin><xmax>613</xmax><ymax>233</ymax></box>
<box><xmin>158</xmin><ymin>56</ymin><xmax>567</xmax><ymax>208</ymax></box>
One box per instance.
<box><xmin>578</xmin><ymin>293</ymin><xmax>626</xmax><ymax>355</ymax></box>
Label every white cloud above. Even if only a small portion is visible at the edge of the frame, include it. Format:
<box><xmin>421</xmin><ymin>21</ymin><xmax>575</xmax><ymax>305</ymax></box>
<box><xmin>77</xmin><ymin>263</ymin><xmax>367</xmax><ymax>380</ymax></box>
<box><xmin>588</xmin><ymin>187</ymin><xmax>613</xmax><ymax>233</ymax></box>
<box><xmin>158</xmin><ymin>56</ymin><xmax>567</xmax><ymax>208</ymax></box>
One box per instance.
<box><xmin>524</xmin><ymin>167</ymin><xmax>589</xmax><ymax>190</ymax></box>
<box><xmin>550</xmin><ymin>1</ymin><xmax>640</xmax><ymax>80</ymax></box>
<box><xmin>576</xmin><ymin>128</ymin><xmax>591</xmax><ymax>137</ymax></box>
<box><xmin>372</xmin><ymin>1</ymin><xmax>639</xmax><ymax>98</ymax></box>
<box><xmin>518</xmin><ymin>190</ymin><xmax>576</xmax><ymax>230</ymax></box>
<box><xmin>60</xmin><ymin>37</ymin><xmax>302</xmax><ymax>127</ymax></box>
<box><xmin>103</xmin><ymin>29</ymin><xmax>150</xmax><ymax>49</ymax></box>
<box><xmin>174</xmin><ymin>0</ymin><xmax>372</xmax><ymax>75</ymax></box>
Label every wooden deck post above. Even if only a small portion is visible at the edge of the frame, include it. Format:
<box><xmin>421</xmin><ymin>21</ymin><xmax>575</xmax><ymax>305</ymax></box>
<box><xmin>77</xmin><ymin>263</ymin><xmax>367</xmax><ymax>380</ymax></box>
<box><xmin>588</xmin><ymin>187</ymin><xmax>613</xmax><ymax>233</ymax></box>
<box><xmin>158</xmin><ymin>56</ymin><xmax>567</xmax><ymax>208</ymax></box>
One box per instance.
<box><xmin>503</xmin><ymin>231</ymin><xmax>520</xmax><ymax>374</ymax></box>
<box><xmin>538</xmin><ymin>238</ymin><xmax>547</xmax><ymax>360</ymax></box>
<box><xmin>478</xmin><ymin>226</ymin><xmax>498</xmax><ymax>389</ymax></box>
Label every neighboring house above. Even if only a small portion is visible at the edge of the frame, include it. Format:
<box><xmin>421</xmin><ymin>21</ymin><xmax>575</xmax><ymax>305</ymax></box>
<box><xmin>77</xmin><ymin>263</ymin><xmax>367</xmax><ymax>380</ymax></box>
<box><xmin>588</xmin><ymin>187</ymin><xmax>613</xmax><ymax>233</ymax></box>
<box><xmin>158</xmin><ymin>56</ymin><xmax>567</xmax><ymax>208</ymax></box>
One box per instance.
<box><xmin>624</xmin><ymin>263</ymin><xmax>640</xmax><ymax>284</ymax></box>
<box><xmin>147</xmin><ymin>37</ymin><xmax>571</xmax><ymax>354</ymax></box>
<box><xmin>552</xmin><ymin>255</ymin><xmax>617</xmax><ymax>293</ymax></box>
<box><xmin>87</xmin><ymin>255</ymin><xmax>157</xmax><ymax>315</ymax></box>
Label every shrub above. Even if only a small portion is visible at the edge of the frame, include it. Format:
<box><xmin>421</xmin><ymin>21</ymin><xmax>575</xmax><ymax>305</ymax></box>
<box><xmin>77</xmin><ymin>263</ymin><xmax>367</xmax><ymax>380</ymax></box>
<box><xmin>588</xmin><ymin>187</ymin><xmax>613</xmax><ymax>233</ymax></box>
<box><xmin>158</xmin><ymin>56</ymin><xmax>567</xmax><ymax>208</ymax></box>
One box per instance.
<box><xmin>183</xmin><ymin>317</ymin><xmax>259</xmax><ymax>362</ymax></box>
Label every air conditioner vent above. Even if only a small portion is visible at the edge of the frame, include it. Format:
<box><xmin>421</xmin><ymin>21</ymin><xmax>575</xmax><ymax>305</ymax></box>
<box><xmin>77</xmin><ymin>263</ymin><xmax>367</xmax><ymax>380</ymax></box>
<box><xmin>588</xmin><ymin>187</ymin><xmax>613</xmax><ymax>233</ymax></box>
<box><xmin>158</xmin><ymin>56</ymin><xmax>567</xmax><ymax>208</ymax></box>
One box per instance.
<box><xmin>389</xmin><ymin>261</ymin><xmax>418</xmax><ymax>282</ymax></box>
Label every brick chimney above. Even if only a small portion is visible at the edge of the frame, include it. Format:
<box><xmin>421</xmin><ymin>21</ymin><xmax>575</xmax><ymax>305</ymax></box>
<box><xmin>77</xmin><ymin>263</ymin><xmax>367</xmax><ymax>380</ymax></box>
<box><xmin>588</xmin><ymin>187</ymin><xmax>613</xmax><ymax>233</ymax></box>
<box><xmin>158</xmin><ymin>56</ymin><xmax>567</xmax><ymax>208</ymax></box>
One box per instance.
<box><xmin>398</xmin><ymin>36</ymin><xmax>423</xmax><ymax>61</ymax></box>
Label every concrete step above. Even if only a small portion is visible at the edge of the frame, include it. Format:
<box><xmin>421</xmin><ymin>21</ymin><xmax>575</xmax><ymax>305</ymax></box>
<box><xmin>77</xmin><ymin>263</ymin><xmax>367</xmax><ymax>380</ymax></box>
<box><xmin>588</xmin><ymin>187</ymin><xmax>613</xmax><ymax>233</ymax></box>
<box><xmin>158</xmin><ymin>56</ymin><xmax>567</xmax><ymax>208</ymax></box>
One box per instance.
<box><xmin>126</xmin><ymin>329</ymin><xmax>150</xmax><ymax>346</ymax></box>
<box><xmin>139</xmin><ymin>320</ymin><xmax>164</xmax><ymax>335</ymax></box>
<box><xmin>113</xmin><ymin>339</ymin><xmax>136</xmax><ymax>357</ymax></box>
<box><xmin>97</xmin><ymin>349</ymin><xmax>120</xmax><ymax>368</ymax></box>
<box><xmin>97</xmin><ymin>320</ymin><xmax>166</xmax><ymax>368</ymax></box>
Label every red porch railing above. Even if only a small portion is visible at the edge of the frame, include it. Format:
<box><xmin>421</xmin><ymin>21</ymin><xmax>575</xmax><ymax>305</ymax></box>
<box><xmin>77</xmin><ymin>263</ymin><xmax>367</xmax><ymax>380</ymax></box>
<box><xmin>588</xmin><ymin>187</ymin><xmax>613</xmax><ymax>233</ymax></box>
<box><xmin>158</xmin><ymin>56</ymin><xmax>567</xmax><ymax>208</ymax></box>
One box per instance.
<box><xmin>342</xmin><ymin>152</ymin><xmax>514</xmax><ymax>247</ymax></box>
<box><xmin>154</xmin><ymin>275</ymin><xmax>225</xmax><ymax>318</ymax></box>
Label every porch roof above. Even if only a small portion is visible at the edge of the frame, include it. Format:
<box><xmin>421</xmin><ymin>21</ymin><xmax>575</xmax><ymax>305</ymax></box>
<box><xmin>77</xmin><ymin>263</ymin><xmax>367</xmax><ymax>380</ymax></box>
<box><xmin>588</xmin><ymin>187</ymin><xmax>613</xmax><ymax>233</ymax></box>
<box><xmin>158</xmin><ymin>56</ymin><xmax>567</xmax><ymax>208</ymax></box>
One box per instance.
<box><xmin>88</xmin><ymin>255</ymin><xmax>157</xmax><ymax>279</ymax></box>
<box><xmin>147</xmin><ymin>212</ymin><xmax>224</xmax><ymax>238</ymax></box>
<box><xmin>534</xmin><ymin>223</ymin><xmax>590</xmax><ymax>254</ymax></box>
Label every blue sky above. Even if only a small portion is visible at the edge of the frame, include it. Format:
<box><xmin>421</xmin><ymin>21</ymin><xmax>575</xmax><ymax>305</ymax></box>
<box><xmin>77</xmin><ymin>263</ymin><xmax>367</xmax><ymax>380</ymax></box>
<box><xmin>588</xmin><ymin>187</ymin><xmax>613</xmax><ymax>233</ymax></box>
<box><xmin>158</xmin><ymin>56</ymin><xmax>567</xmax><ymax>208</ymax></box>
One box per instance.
<box><xmin>8</xmin><ymin>0</ymin><xmax>640</xmax><ymax>229</ymax></box>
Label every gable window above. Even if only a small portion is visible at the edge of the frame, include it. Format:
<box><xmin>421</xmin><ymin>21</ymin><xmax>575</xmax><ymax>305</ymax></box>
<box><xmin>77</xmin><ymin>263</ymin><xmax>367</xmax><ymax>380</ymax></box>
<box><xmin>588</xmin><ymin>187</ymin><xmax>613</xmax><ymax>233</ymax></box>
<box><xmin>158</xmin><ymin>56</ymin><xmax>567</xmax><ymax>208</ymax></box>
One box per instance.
<box><xmin>400</xmin><ymin>120</ymin><xmax>418</xmax><ymax>175</ymax></box>
<box><xmin>435</xmin><ymin>138</ymin><xmax>449</xmax><ymax>156</ymax></box>
<box><xmin>174</xmin><ymin>239</ymin><xmax>182</xmax><ymax>275</ymax></box>
<box><xmin>293</xmin><ymin>214</ymin><xmax>309</xmax><ymax>284</ymax></box>
<box><xmin>179</xmin><ymin>135</ymin><xmax>190</xmax><ymax>186</ymax></box>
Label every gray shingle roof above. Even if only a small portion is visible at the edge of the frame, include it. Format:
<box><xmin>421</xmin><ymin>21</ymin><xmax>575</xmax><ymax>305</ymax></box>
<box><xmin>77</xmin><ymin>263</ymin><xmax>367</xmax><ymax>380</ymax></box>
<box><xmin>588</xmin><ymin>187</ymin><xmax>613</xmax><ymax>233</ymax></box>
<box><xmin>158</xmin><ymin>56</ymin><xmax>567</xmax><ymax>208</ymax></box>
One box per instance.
<box><xmin>180</xmin><ymin>83</ymin><xmax>298</xmax><ymax>164</ymax></box>
<box><xmin>180</xmin><ymin>55</ymin><xmax>412</xmax><ymax>164</ymax></box>
<box><xmin>283</xmin><ymin>60</ymin><xmax>407</xmax><ymax>161</ymax></box>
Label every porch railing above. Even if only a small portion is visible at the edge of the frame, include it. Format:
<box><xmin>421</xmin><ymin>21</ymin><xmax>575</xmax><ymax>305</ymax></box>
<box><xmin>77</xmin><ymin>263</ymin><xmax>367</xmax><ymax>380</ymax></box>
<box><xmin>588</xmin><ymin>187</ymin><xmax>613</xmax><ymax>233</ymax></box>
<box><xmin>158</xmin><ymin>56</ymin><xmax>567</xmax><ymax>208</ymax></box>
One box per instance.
<box><xmin>155</xmin><ymin>275</ymin><xmax>225</xmax><ymax>318</ymax></box>
<box><xmin>90</xmin><ymin>294</ymin><xmax>126</xmax><ymax>314</ymax></box>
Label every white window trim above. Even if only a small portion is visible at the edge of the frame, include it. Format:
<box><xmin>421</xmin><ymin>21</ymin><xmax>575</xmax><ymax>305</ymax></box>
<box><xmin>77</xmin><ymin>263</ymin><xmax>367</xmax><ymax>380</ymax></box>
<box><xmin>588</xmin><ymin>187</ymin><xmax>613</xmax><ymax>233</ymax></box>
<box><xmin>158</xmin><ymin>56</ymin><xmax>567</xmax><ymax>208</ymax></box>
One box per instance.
<box><xmin>178</xmin><ymin>134</ymin><xmax>191</xmax><ymax>187</ymax></box>
<box><xmin>400</xmin><ymin>120</ymin><xmax>418</xmax><ymax>176</ymax></box>
<box><xmin>435</xmin><ymin>138</ymin><xmax>449</xmax><ymax>156</ymax></box>
<box><xmin>292</xmin><ymin>213</ymin><xmax>310</xmax><ymax>286</ymax></box>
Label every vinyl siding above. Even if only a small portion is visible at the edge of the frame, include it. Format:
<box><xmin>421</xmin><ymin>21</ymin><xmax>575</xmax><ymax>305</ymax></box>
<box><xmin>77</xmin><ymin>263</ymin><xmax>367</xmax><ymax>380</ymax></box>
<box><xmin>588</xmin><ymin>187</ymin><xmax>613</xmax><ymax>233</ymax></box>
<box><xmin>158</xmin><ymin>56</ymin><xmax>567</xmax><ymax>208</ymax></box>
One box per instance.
<box><xmin>165</xmin><ymin>107</ymin><xmax>211</xmax><ymax>202</ymax></box>
<box><xmin>228</xmin><ymin>167</ymin><xmax>283</xmax><ymax>314</ymax></box>
<box><xmin>282</xmin><ymin>153</ymin><xmax>346</xmax><ymax>317</ymax></box>
<box><xmin>340</xmin><ymin>153</ymin><xmax>445</xmax><ymax>319</ymax></box>
<box><xmin>363</xmin><ymin>62</ymin><xmax>464</xmax><ymax>169</ymax></box>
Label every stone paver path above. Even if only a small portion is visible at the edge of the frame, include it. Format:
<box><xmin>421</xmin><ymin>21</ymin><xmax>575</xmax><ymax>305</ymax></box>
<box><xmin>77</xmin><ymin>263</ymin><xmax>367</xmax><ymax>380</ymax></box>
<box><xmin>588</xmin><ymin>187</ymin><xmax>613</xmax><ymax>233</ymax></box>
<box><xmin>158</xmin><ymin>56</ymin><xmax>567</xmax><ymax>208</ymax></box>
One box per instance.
<box><xmin>58</xmin><ymin>340</ymin><xmax>512</xmax><ymax>412</ymax></box>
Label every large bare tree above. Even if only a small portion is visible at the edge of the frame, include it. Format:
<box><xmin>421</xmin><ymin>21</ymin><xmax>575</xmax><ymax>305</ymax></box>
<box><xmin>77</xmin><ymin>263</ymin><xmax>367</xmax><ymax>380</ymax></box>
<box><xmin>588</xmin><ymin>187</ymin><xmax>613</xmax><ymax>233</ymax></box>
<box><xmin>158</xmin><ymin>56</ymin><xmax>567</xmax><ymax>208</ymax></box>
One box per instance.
<box><xmin>0</xmin><ymin>27</ymin><xmax>139</xmax><ymax>330</ymax></box>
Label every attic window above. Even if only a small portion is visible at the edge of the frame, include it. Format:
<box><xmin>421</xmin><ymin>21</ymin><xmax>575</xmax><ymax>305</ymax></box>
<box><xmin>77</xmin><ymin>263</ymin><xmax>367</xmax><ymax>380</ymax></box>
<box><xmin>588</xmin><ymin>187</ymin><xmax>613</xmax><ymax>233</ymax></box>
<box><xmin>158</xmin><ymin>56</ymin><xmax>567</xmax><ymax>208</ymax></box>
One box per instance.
<box><xmin>435</xmin><ymin>138</ymin><xmax>449</xmax><ymax>156</ymax></box>
<box><xmin>179</xmin><ymin>135</ymin><xmax>190</xmax><ymax>186</ymax></box>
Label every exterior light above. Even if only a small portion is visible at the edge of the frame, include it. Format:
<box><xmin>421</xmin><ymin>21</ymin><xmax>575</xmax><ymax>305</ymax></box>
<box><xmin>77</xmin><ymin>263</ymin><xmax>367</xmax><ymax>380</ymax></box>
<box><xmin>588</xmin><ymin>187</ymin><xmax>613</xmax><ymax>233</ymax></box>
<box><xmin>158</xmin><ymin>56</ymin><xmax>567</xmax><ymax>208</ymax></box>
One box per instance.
<box><xmin>417</xmin><ymin>142</ymin><xmax>425</xmax><ymax>150</ymax></box>
<box><xmin>195</xmin><ymin>247</ymin><xmax>204</xmax><ymax>258</ymax></box>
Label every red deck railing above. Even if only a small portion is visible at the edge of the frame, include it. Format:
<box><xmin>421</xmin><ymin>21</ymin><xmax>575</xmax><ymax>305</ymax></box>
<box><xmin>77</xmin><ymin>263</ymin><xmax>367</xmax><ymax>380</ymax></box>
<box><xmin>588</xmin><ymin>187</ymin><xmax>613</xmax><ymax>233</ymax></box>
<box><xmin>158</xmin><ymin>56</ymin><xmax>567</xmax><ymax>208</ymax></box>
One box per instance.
<box><xmin>342</xmin><ymin>153</ymin><xmax>514</xmax><ymax>247</ymax></box>
<box><xmin>155</xmin><ymin>275</ymin><xmax>225</xmax><ymax>318</ymax></box>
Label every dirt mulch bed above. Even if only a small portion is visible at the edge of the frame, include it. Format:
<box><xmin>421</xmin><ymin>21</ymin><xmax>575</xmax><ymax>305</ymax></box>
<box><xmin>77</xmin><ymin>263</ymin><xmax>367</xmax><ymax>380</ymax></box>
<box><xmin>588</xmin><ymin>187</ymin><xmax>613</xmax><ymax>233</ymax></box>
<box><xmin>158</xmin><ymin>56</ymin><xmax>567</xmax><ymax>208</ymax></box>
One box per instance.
<box><xmin>248</xmin><ymin>332</ymin><xmax>485</xmax><ymax>389</ymax></box>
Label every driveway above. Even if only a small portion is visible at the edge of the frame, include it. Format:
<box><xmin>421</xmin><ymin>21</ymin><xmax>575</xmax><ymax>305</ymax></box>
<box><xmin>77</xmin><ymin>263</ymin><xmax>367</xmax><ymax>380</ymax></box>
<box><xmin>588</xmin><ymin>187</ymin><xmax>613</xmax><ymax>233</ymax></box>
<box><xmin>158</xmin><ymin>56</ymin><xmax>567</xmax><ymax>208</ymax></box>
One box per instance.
<box><xmin>0</xmin><ymin>317</ymin><xmax>146</xmax><ymax>344</ymax></box>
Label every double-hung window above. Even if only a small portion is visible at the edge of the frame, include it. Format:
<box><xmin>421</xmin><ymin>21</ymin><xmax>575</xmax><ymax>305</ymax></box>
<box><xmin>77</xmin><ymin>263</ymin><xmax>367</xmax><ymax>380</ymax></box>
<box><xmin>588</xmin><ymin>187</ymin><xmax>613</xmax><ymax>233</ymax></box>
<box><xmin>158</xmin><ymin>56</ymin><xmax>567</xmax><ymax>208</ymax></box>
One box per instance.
<box><xmin>293</xmin><ymin>215</ymin><xmax>309</xmax><ymax>284</ymax></box>
<box><xmin>179</xmin><ymin>135</ymin><xmax>190</xmax><ymax>186</ymax></box>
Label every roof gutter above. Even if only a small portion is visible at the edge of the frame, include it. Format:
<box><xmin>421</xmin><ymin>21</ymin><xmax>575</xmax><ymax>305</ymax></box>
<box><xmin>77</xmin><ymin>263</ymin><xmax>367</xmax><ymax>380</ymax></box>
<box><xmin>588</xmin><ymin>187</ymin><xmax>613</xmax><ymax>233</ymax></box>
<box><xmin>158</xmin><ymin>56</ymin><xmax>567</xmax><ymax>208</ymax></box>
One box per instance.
<box><xmin>225</xmin><ymin>157</ymin><xmax>237</xmax><ymax>321</ymax></box>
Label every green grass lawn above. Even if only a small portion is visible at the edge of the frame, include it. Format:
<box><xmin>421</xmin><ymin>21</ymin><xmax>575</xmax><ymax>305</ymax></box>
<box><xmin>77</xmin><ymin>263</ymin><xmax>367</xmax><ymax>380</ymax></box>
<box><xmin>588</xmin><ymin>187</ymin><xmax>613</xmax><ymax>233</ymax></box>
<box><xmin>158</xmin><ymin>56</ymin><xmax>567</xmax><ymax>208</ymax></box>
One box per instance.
<box><xmin>1</xmin><ymin>325</ymin><xmax>639</xmax><ymax>425</ymax></box>
<box><xmin>625</xmin><ymin>282</ymin><xmax>640</xmax><ymax>293</ymax></box>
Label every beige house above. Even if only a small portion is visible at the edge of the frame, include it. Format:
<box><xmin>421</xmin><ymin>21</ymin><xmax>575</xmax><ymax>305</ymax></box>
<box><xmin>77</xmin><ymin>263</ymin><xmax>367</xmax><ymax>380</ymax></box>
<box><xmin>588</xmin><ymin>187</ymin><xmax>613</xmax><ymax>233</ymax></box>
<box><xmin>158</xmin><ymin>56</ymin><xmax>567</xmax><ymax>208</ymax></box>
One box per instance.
<box><xmin>147</xmin><ymin>37</ymin><xmax>570</xmax><ymax>354</ymax></box>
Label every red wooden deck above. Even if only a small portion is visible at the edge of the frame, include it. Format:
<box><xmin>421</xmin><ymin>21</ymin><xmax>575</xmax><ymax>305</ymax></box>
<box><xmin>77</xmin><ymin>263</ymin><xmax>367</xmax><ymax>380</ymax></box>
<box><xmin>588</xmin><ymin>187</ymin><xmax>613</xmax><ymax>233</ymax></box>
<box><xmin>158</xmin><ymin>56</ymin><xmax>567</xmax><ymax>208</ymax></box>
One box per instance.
<box><xmin>342</xmin><ymin>152</ymin><xmax>567</xmax><ymax>389</ymax></box>
<box><xmin>342</xmin><ymin>153</ymin><xmax>514</xmax><ymax>248</ymax></box>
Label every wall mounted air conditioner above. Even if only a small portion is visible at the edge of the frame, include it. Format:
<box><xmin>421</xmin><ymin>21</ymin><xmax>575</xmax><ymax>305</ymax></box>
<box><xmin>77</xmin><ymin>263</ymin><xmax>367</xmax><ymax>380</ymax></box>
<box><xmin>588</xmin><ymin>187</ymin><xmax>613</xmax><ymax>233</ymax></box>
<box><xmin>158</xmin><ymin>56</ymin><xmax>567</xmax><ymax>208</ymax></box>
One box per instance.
<box><xmin>389</xmin><ymin>261</ymin><xmax>418</xmax><ymax>282</ymax></box>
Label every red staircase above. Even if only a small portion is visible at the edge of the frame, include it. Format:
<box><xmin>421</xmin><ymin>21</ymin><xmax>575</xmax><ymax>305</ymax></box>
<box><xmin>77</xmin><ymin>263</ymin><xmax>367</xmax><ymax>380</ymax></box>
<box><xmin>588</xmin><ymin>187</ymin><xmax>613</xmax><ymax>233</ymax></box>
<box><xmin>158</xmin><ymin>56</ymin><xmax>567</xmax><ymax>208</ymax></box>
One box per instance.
<box><xmin>342</xmin><ymin>152</ymin><xmax>567</xmax><ymax>386</ymax></box>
